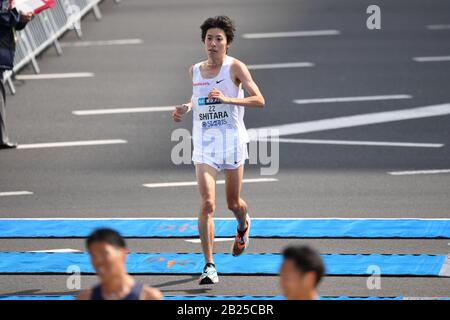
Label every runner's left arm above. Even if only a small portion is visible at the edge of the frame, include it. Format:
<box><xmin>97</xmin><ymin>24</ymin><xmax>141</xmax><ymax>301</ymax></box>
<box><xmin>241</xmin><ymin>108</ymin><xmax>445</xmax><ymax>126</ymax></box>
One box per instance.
<box><xmin>208</xmin><ymin>61</ymin><xmax>265</xmax><ymax>108</ymax></box>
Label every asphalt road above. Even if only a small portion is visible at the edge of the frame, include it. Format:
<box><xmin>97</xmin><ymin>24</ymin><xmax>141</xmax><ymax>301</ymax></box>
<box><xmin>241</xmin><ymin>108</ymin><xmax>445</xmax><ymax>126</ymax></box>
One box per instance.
<box><xmin>0</xmin><ymin>0</ymin><xmax>449</xmax><ymax>298</ymax></box>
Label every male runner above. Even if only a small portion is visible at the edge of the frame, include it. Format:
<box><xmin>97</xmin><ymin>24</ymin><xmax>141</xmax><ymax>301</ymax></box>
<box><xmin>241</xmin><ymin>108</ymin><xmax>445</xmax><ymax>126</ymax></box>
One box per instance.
<box><xmin>77</xmin><ymin>228</ymin><xmax>163</xmax><ymax>300</ymax></box>
<box><xmin>172</xmin><ymin>15</ymin><xmax>265</xmax><ymax>284</ymax></box>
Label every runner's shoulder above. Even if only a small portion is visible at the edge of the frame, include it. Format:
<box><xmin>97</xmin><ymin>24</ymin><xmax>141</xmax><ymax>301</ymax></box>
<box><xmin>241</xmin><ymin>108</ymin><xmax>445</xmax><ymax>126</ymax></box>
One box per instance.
<box><xmin>191</xmin><ymin>60</ymin><xmax>208</xmax><ymax>70</ymax></box>
<box><xmin>189</xmin><ymin>61</ymin><xmax>204</xmax><ymax>78</ymax></box>
<box><xmin>230</xmin><ymin>57</ymin><xmax>249</xmax><ymax>73</ymax></box>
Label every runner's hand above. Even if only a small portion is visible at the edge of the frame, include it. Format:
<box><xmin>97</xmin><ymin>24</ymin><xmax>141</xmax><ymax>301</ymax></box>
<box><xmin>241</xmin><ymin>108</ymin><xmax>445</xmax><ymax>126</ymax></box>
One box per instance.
<box><xmin>172</xmin><ymin>105</ymin><xmax>188</xmax><ymax>122</ymax></box>
<box><xmin>208</xmin><ymin>88</ymin><xmax>229</xmax><ymax>104</ymax></box>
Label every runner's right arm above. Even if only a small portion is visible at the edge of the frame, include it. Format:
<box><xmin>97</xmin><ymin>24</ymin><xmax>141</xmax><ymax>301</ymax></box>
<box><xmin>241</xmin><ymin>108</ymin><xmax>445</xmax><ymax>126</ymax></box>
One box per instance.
<box><xmin>172</xmin><ymin>65</ymin><xmax>194</xmax><ymax>122</ymax></box>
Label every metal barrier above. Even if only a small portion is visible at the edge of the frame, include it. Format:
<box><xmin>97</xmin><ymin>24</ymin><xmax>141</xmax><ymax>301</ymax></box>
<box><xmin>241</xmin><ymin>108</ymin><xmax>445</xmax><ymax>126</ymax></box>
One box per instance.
<box><xmin>3</xmin><ymin>0</ymin><xmax>121</xmax><ymax>94</ymax></box>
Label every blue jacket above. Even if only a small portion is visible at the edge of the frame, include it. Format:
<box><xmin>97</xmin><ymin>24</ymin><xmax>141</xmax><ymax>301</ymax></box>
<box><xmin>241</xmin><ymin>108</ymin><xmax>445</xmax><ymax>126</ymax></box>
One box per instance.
<box><xmin>0</xmin><ymin>8</ymin><xmax>28</xmax><ymax>70</ymax></box>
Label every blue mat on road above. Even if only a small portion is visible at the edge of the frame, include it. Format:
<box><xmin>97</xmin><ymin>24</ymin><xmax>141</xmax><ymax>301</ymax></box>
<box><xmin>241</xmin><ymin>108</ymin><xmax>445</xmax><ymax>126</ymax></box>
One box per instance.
<box><xmin>1</xmin><ymin>218</ymin><xmax>449</xmax><ymax>238</ymax></box>
<box><xmin>0</xmin><ymin>252</ymin><xmax>447</xmax><ymax>276</ymax></box>
<box><xmin>0</xmin><ymin>295</ymin><xmax>449</xmax><ymax>300</ymax></box>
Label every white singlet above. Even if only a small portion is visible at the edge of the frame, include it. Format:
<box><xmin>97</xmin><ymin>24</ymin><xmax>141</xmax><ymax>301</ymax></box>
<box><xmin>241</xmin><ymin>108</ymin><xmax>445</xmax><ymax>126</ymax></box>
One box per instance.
<box><xmin>191</xmin><ymin>55</ymin><xmax>249</xmax><ymax>171</ymax></box>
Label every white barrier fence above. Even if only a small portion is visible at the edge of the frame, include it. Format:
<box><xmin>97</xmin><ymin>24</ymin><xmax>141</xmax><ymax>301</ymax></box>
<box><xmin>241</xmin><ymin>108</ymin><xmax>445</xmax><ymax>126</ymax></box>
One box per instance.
<box><xmin>3</xmin><ymin>0</ymin><xmax>120</xmax><ymax>94</ymax></box>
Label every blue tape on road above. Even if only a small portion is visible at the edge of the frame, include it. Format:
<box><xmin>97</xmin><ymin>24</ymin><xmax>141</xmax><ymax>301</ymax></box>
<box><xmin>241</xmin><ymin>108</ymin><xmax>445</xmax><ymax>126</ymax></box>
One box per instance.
<box><xmin>0</xmin><ymin>296</ymin><xmax>76</xmax><ymax>300</ymax></box>
<box><xmin>163</xmin><ymin>296</ymin><xmax>398</xmax><ymax>300</ymax></box>
<box><xmin>0</xmin><ymin>219</ymin><xmax>449</xmax><ymax>238</ymax></box>
<box><xmin>1</xmin><ymin>295</ymin><xmax>449</xmax><ymax>300</ymax></box>
<box><xmin>0</xmin><ymin>252</ymin><xmax>446</xmax><ymax>276</ymax></box>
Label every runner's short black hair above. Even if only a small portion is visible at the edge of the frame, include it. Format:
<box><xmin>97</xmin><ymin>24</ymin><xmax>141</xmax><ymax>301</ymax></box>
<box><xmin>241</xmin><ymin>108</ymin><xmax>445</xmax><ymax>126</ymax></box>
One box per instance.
<box><xmin>282</xmin><ymin>245</ymin><xmax>325</xmax><ymax>286</ymax></box>
<box><xmin>200</xmin><ymin>15</ymin><xmax>236</xmax><ymax>44</ymax></box>
<box><xmin>86</xmin><ymin>228</ymin><xmax>126</xmax><ymax>249</ymax></box>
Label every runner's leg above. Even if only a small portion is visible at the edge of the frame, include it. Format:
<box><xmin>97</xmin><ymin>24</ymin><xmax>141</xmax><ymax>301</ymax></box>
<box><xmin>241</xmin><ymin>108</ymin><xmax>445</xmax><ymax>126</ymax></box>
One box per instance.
<box><xmin>224</xmin><ymin>164</ymin><xmax>247</xmax><ymax>230</ymax></box>
<box><xmin>196</xmin><ymin>163</ymin><xmax>218</xmax><ymax>264</ymax></box>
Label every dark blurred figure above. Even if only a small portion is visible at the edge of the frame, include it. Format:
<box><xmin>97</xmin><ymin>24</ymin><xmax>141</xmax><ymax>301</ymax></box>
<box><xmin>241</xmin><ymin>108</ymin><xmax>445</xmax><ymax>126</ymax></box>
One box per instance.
<box><xmin>279</xmin><ymin>245</ymin><xmax>325</xmax><ymax>300</ymax></box>
<box><xmin>1</xmin><ymin>0</ymin><xmax>33</xmax><ymax>149</ymax></box>
<box><xmin>76</xmin><ymin>228</ymin><xmax>163</xmax><ymax>300</ymax></box>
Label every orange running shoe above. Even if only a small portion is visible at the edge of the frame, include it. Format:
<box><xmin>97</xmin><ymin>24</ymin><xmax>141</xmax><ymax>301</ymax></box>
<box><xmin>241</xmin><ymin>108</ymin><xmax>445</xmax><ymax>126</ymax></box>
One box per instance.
<box><xmin>232</xmin><ymin>214</ymin><xmax>251</xmax><ymax>257</ymax></box>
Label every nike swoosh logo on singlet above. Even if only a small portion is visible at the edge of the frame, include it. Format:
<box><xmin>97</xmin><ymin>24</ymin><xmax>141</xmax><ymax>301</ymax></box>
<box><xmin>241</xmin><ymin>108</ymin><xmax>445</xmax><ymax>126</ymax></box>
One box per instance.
<box><xmin>216</xmin><ymin>79</ymin><xmax>225</xmax><ymax>84</ymax></box>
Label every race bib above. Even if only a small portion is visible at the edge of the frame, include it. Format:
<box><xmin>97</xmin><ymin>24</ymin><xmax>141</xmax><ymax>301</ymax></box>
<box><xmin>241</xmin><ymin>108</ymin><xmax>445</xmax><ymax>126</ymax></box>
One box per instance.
<box><xmin>196</xmin><ymin>97</ymin><xmax>231</xmax><ymax>129</ymax></box>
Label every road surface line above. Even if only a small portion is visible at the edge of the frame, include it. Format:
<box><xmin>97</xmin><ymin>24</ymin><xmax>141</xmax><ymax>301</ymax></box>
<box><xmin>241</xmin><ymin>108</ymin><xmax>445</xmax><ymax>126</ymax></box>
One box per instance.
<box><xmin>17</xmin><ymin>139</ymin><xmax>127</xmax><ymax>149</ymax></box>
<box><xmin>73</xmin><ymin>106</ymin><xmax>174</xmax><ymax>115</ymax></box>
<box><xmin>388</xmin><ymin>169</ymin><xmax>450</xmax><ymax>176</ymax></box>
<box><xmin>60</xmin><ymin>39</ymin><xmax>143</xmax><ymax>47</ymax></box>
<box><xmin>293</xmin><ymin>94</ymin><xmax>412</xmax><ymax>104</ymax></box>
<box><xmin>0</xmin><ymin>191</ymin><xmax>33</xmax><ymax>197</ymax></box>
<box><xmin>242</xmin><ymin>30</ymin><xmax>340</xmax><ymax>39</ymax></box>
<box><xmin>248</xmin><ymin>62</ymin><xmax>314</xmax><ymax>70</ymax></box>
<box><xmin>260</xmin><ymin>138</ymin><xmax>443</xmax><ymax>148</ymax></box>
<box><xmin>426</xmin><ymin>25</ymin><xmax>450</xmax><ymax>30</ymax></box>
<box><xmin>143</xmin><ymin>178</ymin><xmax>278</xmax><ymax>188</ymax></box>
<box><xmin>413</xmin><ymin>56</ymin><xmax>450</xmax><ymax>62</ymax></box>
<box><xmin>15</xmin><ymin>73</ymin><xmax>94</xmax><ymax>80</ymax></box>
<box><xmin>185</xmin><ymin>238</ymin><xmax>234</xmax><ymax>243</ymax></box>
<box><xmin>250</xmin><ymin>103</ymin><xmax>450</xmax><ymax>138</ymax></box>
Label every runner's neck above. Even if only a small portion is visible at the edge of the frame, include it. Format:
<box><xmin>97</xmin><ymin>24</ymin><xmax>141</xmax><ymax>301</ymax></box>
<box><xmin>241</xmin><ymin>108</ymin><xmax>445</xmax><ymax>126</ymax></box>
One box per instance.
<box><xmin>289</xmin><ymin>290</ymin><xmax>319</xmax><ymax>300</ymax></box>
<box><xmin>101</xmin><ymin>273</ymin><xmax>135</xmax><ymax>298</ymax></box>
<box><xmin>206</xmin><ymin>55</ymin><xmax>227</xmax><ymax>68</ymax></box>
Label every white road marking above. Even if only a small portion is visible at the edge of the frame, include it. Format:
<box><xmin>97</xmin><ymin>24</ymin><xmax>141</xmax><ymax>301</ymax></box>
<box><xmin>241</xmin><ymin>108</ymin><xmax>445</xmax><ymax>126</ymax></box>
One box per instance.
<box><xmin>143</xmin><ymin>178</ymin><xmax>278</xmax><ymax>188</ymax></box>
<box><xmin>260</xmin><ymin>138</ymin><xmax>443</xmax><ymax>148</ymax></box>
<box><xmin>403</xmin><ymin>297</ymin><xmax>450</xmax><ymax>300</ymax></box>
<box><xmin>185</xmin><ymin>238</ymin><xmax>234</xmax><ymax>243</ymax></box>
<box><xmin>293</xmin><ymin>94</ymin><xmax>412</xmax><ymax>104</ymax></box>
<box><xmin>0</xmin><ymin>218</ymin><xmax>447</xmax><ymax>220</ymax></box>
<box><xmin>0</xmin><ymin>191</ymin><xmax>33</xmax><ymax>197</ymax></box>
<box><xmin>250</xmin><ymin>103</ymin><xmax>450</xmax><ymax>138</ymax></box>
<box><xmin>439</xmin><ymin>256</ymin><xmax>450</xmax><ymax>277</ymax></box>
<box><xmin>426</xmin><ymin>24</ymin><xmax>450</xmax><ymax>30</ymax></box>
<box><xmin>60</xmin><ymin>39</ymin><xmax>143</xmax><ymax>47</ymax></box>
<box><xmin>17</xmin><ymin>139</ymin><xmax>127</xmax><ymax>149</ymax></box>
<box><xmin>242</xmin><ymin>30</ymin><xmax>340</xmax><ymax>39</ymax></box>
<box><xmin>26</xmin><ymin>249</ymin><xmax>82</xmax><ymax>253</ymax></box>
<box><xmin>413</xmin><ymin>56</ymin><xmax>450</xmax><ymax>62</ymax></box>
<box><xmin>72</xmin><ymin>106</ymin><xmax>174</xmax><ymax>115</ymax></box>
<box><xmin>15</xmin><ymin>73</ymin><xmax>94</xmax><ymax>80</ymax></box>
<box><xmin>388</xmin><ymin>169</ymin><xmax>450</xmax><ymax>176</ymax></box>
<box><xmin>248</xmin><ymin>62</ymin><xmax>314</xmax><ymax>70</ymax></box>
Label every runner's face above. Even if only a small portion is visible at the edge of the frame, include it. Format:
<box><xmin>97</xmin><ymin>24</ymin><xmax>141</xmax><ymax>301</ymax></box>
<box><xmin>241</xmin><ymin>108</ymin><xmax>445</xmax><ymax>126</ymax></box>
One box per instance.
<box><xmin>279</xmin><ymin>259</ymin><xmax>312</xmax><ymax>299</ymax></box>
<box><xmin>205</xmin><ymin>28</ymin><xmax>229</xmax><ymax>57</ymax></box>
<box><xmin>89</xmin><ymin>242</ymin><xmax>126</xmax><ymax>279</ymax></box>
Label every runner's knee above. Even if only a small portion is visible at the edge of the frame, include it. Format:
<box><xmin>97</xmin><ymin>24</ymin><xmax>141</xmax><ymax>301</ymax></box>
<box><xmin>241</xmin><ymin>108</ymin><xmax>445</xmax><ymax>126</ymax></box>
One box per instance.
<box><xmin>201</xmin><ymin>198</ymin><xmax>215</xmax><ymax>215</ymax></box>
<box><xmin>227</xmin><ymin>199</ymin><xmax>245</xmax><ymax>213</ymax></box>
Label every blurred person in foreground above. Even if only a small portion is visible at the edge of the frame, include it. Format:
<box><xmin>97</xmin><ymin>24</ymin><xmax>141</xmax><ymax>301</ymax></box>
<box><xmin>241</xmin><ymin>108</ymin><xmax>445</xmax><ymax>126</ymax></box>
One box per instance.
<box><xmin>279</xmin><ymin>245</ymin><xmax>325</xmax><ymax>300</ymax></box>
<box><xmin>77</xmin><ymin>228</ymin><xmax>163</xmax><ymax>300</ymax></box>
<box><xmin>0</xmin><ymin>0</ymin><xmax>33</xmax><ymax>149</ymax></box>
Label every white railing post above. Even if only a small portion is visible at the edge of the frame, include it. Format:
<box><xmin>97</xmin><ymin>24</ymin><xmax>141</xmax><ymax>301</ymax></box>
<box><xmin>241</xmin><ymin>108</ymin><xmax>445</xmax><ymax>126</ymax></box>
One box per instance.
<box><xmin>7</xmin><ymin>0</ymin><xmax>117</xmax><ymax>94</ymax></box>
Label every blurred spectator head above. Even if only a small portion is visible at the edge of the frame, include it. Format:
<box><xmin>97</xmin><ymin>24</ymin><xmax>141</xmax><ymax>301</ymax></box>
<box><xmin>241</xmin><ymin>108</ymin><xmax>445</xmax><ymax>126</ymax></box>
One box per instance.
<box><xmin>280</xmin><ymin>245</ymin><xmax>325</xmax><ymax>300</ymax></box>
<box><xmin>86</xmin><ymin>228</ymin><xmax>128</xmax><ymax>280</ymax></box>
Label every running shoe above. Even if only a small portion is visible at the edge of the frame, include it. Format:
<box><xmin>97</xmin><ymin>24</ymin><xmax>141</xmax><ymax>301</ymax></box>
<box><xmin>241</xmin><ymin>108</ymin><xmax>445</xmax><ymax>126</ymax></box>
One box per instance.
<box><xmin>199</xmin><ymin>263</ymin><xmax>219</xmax><ymax>285</ymax></box>
<box><xmin>232</xmin><ymin>213</ymin><xmax>251</xmax><ymax>256</ymax></box>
